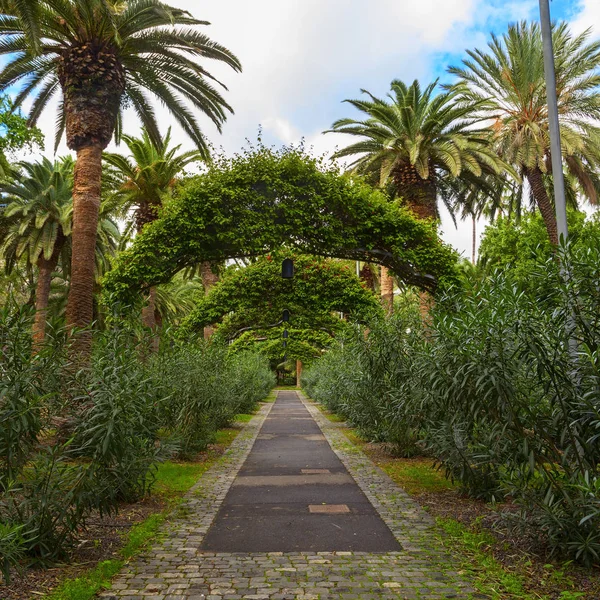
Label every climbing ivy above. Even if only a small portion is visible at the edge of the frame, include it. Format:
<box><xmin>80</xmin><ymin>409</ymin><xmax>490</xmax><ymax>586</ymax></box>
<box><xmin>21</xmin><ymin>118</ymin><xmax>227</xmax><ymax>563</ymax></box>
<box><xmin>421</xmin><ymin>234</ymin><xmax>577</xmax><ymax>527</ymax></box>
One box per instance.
<box><xmin>103</xmin><ymin>145</ymin><xmax>459</xmax><ymax>305</ymax></box>
<box><xmin>176</xmin><ymin>252</ymin><xmax>379</xmax><ymax>363</ymax></box>
<box><xmin>180</xmin><ymin>252</ymin><xmax>380</xmax><ymax>336</ymax></box>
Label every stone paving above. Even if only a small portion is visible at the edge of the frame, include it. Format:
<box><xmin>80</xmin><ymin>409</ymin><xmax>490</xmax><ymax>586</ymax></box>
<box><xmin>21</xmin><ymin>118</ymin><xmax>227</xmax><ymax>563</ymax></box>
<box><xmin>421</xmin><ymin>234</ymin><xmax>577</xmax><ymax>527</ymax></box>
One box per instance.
<box><xmin>99</xmin><ymin>392</ymin><xmax>477</xmax><ymax>599</ymax></box>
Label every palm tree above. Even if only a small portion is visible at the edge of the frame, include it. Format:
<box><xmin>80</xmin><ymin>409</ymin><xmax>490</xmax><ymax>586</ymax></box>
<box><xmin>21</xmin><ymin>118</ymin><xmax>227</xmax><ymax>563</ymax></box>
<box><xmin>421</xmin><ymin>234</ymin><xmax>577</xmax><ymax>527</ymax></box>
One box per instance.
<box><xmin>327</xmin><ymin>78</ymin><xmax>504</xmax><ymax>308</ymax></box>
<box><xmin>0</xmin><ymin>1</ymin><xmax>40</xmax><ymax>51</ymax></box>
<box><xmin>103</xmin><ymin>127</ymin><xmax>201</xmax><ymax>331</ymax></box>
<box><xmin>440</xmin><ymin>174</ymin><xmax>507</xmax><ymax>263</ymax></box>
<box><xmin>327</xmin><ymin>79</ymin><xmax>503</xmax><ymax>221</ymax></box>
<box><xmin>0</xmin><ymin>0</ymin><xmax>241</xmax><ymax>355</ymax></box>
<box><xmin>1</xmin><ymin>158</ymin><xmax>72</xmax><ymax>345</ymax></box>
<box><xmin>450</xmin><ymin>21</ymin><xmax>600</xmax><ymax>245</ymax></box>
<box><xmin>1</xmin><ymin>157</ymin><xmax>121</xmax><ymax>345</ymax></box>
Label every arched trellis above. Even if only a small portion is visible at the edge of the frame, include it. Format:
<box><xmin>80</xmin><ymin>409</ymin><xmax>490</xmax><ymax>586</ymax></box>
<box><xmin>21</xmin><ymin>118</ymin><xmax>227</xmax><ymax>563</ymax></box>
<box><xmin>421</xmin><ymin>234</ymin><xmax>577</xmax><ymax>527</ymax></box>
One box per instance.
<box><xmin>103</xmin><ymin>146</ymin><xmax>459</xmax><ymax>304</ymax></box>
<box><xmin>179</xmin><ymin>252</ymin><xmax>382</xmax><ymax>337</ymax></box>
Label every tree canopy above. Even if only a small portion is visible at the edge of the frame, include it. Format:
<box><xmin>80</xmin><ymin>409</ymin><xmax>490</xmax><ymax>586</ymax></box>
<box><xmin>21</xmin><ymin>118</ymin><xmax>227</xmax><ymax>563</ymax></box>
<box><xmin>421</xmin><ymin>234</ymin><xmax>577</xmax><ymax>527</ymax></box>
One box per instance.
<box><xmin>180</xmin><ymin>252</ymin><xmax>381</xmax><ymax>335</ymax></box>
<box><xmin>103</xmin><ymin>146</ymin><xmax>459</xmax><ymax>305</ymax></box>
<box><xmin>180</xmin><ymin>252</ymin><xmax>381</xmax><ymax>364</ymax></box>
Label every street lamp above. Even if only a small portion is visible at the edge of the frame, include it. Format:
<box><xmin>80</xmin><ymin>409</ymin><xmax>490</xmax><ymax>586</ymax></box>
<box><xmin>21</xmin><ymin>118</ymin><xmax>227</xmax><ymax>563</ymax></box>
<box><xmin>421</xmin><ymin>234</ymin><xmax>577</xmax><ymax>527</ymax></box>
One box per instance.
<box><xmin>539</xmin><ymin>0</ymin><xmax>568</xmax><ymax>242</ymax></box>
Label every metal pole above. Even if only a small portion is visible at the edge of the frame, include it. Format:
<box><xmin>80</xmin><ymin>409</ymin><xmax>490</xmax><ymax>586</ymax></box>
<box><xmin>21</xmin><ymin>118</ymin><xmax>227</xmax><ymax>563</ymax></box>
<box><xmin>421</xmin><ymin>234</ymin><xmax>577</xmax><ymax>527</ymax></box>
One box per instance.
<box><xmin>539</xmin><ymin>0</ymin><xmax>568</xmax><ymax>242</ymax></box>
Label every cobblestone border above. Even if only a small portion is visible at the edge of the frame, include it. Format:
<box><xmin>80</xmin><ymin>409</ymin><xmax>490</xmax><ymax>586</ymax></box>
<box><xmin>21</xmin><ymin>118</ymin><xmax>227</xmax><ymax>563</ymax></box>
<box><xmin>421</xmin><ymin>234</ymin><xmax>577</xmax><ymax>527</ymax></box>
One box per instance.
<box><xmin>100</xmin><ymin>393</ymin><xmax>477</xmax><ymax>599</ymax></box>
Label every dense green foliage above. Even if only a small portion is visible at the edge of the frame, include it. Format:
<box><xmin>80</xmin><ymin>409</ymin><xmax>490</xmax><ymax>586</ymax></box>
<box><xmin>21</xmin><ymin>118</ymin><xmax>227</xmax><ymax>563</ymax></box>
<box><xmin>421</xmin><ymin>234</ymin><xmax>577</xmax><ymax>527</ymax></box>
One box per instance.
<box><xmin>479</xmin><ymin>210</ymin><xmax>600</xmax><ymax>285</ymax></box>
<box><xmin>0</xmin><ymin>96</ymin><xmax>43</xmax><ymax>170</ymax></box>
<box><xmin>180</xmin><ymin>252</ymin><xmax>381</xmax><ymax>363</ymax></box>
<box><xmin>0</xmin><ymin>305</ymin><xmax>273</xmax><ymax>577</ymax></box>
<box><xmin>103</xmin><ymin>146</ymin><xmax>459</xmax><ymax>306</ymax></box>
<box><xmin>304</xmin><ymin>243</ymin><xmax>600</xmax><ymax>565</ymax></box>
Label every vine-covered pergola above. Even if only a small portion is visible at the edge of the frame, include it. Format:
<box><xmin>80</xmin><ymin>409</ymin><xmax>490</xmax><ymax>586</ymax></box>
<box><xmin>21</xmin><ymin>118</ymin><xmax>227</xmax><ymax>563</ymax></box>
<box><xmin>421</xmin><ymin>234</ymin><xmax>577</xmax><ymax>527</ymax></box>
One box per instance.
<box><xmin>180</xmin><ymin>252</ymin><xmax>381</xmax><ymax>335</ymax></box>
<box><xmin>103</xmin><ymin>146</ymin><xmax>459</xmax><ymax>304</ymax></box>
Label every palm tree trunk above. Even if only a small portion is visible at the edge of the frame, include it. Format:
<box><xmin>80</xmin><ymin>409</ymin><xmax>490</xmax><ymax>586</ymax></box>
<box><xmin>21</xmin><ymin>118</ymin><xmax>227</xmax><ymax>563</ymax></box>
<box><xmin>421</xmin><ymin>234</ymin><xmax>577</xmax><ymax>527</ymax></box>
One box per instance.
<box><xmin>141</xmin><ymin>286</ymin><xmax>159</xmax><ymax>352</ymax></box>
<box><xmin>66</xmin><ymin>145</ymin><xmax>103</xmax><ymax>357</ymax></box>
<box><xmin>395</xmin><ymin>166</ymin><xmax>438</xmax><ymax>221</ymax></box>
<box><xmin>33</xmin><ymin>255</ymin><xmax>58</xmax><ymax>349</ymax></box>
<box><xmin>296</xmin><ymin>360</ymin><xmax>303</xmax><ymax>388</ymax></box>
<box><xmin>201</xmin><ymin>261</ymin><xmax>219</xmax><ymax>339</ymax></box>
<box><xmin>472</xmin><ymin>215</ymin><xmax>476</xmax><ymax>263</ymax></box>
<box><xmin>380</xmin><ymin>265</ymin><xmax>394</xmax><ymax>314</ymax></box>
<box><xmin>359</xmin><ymin>263</ymin><xmax>375</xmax><ymax>291</ymax></box>
<box><xmin>525</xmin><ymin>166</ymin><xmax>559</xmax><ymax>245</ymax></box>
<box><xmin>401</xmin><ymin>177</ymin><xmax>437</xmax><ymax>317</ymax></box>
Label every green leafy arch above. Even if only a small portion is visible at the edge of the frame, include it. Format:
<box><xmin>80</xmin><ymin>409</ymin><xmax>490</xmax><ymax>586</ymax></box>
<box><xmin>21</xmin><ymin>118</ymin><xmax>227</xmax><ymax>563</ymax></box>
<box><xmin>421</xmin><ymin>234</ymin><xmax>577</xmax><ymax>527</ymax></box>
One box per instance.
<box><xmin>181</xmin><ymin>252</ymin><xmax>381</xmax><ymax>336</ymax></box>
<box><xmin>103</xmin><ymin>146</ymin><xmax>459</xmax><ymax>303</ymax></box>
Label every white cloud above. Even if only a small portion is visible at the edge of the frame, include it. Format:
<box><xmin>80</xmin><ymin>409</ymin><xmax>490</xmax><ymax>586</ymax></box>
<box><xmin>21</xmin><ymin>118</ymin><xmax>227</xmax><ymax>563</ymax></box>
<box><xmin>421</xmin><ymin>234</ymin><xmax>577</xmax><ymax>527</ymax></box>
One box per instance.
<box><xmin>572</xmin><ymin>0</ymin><xmax>600</xmax><ymax>35</ymax></box>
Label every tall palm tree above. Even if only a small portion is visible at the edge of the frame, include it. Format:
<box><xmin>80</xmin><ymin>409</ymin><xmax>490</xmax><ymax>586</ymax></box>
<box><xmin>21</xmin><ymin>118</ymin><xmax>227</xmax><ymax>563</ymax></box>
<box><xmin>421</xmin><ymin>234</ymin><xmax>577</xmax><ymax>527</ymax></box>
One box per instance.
<box><xmin>0</xmin><ymin>0</ymin><xmax>241</xmax><ymax>355</ymax></box>
<box><xmin>327</xmin><ymin>78</ymin><xmax>504</xmax><ymax>308</ymax></box>
<box><xmin>103</xmin><ymin>127</ymin><xmax>201</xmax><ymax>331</ymax></box>
<box><xmin>327</xmin><ymin>79</ymin><xmax>504</xmax><ymax>221</ymax></box>
<box><xmin>450</xmin><ymin>21</ymin><xmax>600</xmax><ymax>245</ymax></box>
<box><xmin>1</xmin><ymin>158</ymin><xmax>72</xmax><ymax>345</ymax></box>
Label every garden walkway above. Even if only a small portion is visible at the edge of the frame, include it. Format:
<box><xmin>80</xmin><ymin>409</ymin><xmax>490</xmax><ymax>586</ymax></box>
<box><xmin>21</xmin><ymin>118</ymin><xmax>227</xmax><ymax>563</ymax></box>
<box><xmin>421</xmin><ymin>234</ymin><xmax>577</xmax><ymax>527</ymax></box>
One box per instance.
<box><xmin>100</xmin><ymin>391</ymin><xmax>476</xmax><ymax>600</ymax></box>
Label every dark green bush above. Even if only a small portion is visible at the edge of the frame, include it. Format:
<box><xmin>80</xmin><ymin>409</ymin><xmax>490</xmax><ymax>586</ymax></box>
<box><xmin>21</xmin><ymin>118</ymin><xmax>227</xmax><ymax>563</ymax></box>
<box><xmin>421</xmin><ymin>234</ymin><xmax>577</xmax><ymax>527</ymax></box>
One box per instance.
<box><xmin>228</xmin><ymin>350</ymin><xmax>276</xmax><ymax>414</ymax></box>
<box><xmin>0</xmin><ymin>305</ymin><xmax>46</xmax><ymax>488</ymax></box>
<box><xmin>0</xmin><ymin>522</ymin><xmax>24</xmax><ymax>583</ymax></box>
<box><xmin>0</xmin><ymin>446</ymin><xmax>109</xmax><ymax>563</ymax></box>
<box><xmin>153</xmin><ymin>340</ymin><xmax>273</xmax><ymax>455</ymax></box>
<box><xmin>0</xmin><ymin>310</ymin><xmax>274</xmax><ymax>577</ymax></box>
<box><xmin>303</xmin><ymin>242</ymin><xmax>600</xmax><ymax>564</ymax></box>
<box><xmin>71</xmin><ymin>326</ymin><xmax>166</xmax><ymax>503</ymax></box>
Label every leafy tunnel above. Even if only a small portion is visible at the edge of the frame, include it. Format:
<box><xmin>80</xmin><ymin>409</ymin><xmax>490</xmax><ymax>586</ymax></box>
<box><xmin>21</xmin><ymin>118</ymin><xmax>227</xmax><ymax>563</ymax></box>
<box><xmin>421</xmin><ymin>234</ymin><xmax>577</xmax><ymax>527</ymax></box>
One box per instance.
<box><xmin>103</xmin><ymin>146</ymin><xmax>459</xmax><ymax>305</ymax></box>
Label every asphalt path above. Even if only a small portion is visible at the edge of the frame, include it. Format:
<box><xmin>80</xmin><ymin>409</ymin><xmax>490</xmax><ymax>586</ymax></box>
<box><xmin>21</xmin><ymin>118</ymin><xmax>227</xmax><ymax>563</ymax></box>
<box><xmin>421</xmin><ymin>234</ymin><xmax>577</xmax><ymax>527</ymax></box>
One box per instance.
<box><xmin>200</xmin><ymin>391</ymin><xmax>401</xmax><ymax>552</ymax></box>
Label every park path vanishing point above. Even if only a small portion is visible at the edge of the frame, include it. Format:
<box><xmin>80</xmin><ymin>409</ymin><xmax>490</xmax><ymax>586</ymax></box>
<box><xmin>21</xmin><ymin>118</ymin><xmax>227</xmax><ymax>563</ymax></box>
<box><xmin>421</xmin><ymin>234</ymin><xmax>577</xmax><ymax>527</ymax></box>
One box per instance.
<box><xmin>100</xmin><ymin>391</ymin><xmax>476</xmax><ymax>600</ymax></box>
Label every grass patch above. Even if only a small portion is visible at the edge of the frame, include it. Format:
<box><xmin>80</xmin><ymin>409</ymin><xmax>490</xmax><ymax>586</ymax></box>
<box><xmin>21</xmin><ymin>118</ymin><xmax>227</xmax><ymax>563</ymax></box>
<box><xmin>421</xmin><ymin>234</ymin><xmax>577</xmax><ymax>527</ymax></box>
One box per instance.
<box><xmin>234</xmin><ymin>413</ymin><xmax>253</xmax><ymax>423</ymax></box>
<box><xmin>377</xmin><ymin>458</ymin><xmax>456</xmax><ymax>495</ymax></box>
<box><xmin>323</xmin><ymin>411</ymin><xmax>345</xmax><ymax>423</ymax></box>
<box><xmin>436</xmin><ymin>517</ymin><xmax>546</xmax><ymax>600</ymax></box>
<box><xmin>214</xmin><ymin>427</ymin><xmax>238</xmax><ymax>445</ymax></box>
<box><xmin>263</xmin><ymin>391</ymin><xmax>278</xmax><ymax>403</ymax></box>
<box><xmin>153</xmin><ymin>462</ymin><xmax>211</xmax><ymax>498</ymax></box>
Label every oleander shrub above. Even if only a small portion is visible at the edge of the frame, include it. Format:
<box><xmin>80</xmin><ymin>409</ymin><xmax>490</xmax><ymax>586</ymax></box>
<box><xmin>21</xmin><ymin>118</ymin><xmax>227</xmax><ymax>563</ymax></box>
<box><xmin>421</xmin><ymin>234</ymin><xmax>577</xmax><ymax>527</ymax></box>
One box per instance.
<box><xmin>0</xmin><ymin>310</ymin><xmax>274</xmax><ymax>575</ymax></box>
<box><xmin>0</xmin><ymin>304</ymin><xmax>59</xmax><ymax>489</ymax></box>
<box><xmin>153</xmin><ymin>339</ymin><xmax>273</xmax><ymax>455</ymax></box>
<box><xmin>70</xmin><ymin>325</ymin><xmax>167</xmax><ymax>503</ymax></box>
<box><xmin>303</xmin><ymin>243</ymin><xmax>600</xmax><ymax>564</ymax></box>
<box><xmin>0</xmin><ymin>446</ymin><xmax>110</xmax><ymax>563</ymax></box>
<box><xmin>0</xmin><ymin>523</ymin><xmax>24</xmax><ymax>583</ymax></box>
<box><xmin>303</xmin><ymin>301</ymin><xmax>424</xmax><ymax>457</ymax></box>
<box><xmin>228</xmin><ymin>350</ymin><xmax>276</xmax><ymax>414</ymax></box>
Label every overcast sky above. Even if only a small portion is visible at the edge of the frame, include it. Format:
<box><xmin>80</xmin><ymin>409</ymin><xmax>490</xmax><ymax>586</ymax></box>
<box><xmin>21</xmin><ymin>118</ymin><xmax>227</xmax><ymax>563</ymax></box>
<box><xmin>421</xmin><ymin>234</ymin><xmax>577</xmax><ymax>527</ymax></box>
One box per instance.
<box><xmin>31</xmin><ymin>0</ymin><xmax>600</xmax><ymax>259</ymax></box>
